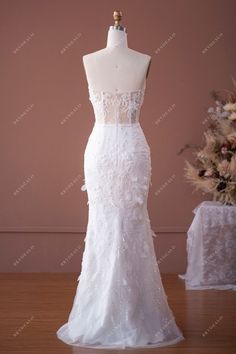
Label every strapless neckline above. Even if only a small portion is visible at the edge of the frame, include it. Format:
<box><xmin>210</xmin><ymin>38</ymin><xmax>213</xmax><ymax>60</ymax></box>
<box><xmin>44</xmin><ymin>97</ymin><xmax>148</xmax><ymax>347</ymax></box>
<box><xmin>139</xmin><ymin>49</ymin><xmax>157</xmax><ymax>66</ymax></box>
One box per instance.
<box><xmin>87</xmin><ymin>82</ymin><xmax>146</xmax><ymax>95</ymax></box>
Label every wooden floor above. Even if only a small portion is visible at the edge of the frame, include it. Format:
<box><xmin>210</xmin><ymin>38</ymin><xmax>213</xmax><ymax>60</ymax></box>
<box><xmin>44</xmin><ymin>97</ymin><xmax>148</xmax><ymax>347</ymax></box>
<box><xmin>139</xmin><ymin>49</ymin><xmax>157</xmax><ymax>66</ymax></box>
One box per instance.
<box><xmin>0</xmin><ymin>273</ymin><xmax>235</xmax><ymax>354</ymax></box>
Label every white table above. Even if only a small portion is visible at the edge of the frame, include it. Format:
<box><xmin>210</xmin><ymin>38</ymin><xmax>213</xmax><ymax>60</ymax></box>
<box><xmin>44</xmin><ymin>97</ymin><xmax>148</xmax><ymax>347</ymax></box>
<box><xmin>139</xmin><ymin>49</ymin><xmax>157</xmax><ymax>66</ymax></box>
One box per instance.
<box><xmin>179</xmin><ymin>201</ymin><xmax>236</xmax><ymax>290</ymax></box>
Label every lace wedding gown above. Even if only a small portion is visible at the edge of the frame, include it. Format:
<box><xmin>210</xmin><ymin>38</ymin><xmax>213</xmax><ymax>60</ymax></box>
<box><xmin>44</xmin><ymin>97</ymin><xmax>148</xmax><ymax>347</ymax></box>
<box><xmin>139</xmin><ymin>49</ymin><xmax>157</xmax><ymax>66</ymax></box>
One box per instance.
<box><xmin>56</xmin><ymin>80</ymin><xmax>184</xmax><ymax>349</ymax></box>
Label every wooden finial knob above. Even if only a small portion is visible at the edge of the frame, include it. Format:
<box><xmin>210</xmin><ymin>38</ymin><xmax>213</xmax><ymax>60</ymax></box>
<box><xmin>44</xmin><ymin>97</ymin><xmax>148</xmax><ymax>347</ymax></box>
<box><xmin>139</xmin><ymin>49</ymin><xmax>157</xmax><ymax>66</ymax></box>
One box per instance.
<box><xmin>113</xmin><ymin>10</ymin><xmax>122</xmax><ymax>28</ymax></box>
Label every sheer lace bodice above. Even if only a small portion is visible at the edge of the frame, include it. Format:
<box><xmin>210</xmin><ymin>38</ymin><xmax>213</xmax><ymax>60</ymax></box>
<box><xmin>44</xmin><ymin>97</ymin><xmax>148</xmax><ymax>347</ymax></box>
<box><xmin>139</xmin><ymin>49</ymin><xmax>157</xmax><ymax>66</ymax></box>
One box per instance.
<box><xmin>88</xmin><ymin>84</ymin><xmax>146</xmax><ymax>124</ymax></box>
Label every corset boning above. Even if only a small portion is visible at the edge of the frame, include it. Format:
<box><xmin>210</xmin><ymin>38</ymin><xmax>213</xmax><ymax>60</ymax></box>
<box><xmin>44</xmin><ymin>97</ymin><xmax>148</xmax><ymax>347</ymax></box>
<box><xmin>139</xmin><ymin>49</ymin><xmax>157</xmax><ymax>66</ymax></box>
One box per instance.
<box><xmin>88</xmin><ymin>85</ymin><xmax>145</xmax><ymax>124</ymax></box>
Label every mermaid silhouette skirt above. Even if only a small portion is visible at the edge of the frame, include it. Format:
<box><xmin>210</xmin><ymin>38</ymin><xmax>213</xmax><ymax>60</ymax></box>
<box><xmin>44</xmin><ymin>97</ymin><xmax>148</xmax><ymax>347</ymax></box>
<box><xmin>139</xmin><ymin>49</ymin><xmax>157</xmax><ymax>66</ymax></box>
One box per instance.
<box><xmin>56</xmin><ymin>87</ymin><xmax>184</xmax><ymax>348</ymax></box>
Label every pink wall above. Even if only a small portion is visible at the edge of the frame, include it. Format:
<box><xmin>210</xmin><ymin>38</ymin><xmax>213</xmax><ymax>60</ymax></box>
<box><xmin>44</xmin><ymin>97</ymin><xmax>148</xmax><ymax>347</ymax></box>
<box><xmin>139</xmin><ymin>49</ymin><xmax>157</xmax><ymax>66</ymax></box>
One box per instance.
<box><xmin>1</xmin><ymin>0</ymin><xmax>236</xmax><ymax>272</ymax></box>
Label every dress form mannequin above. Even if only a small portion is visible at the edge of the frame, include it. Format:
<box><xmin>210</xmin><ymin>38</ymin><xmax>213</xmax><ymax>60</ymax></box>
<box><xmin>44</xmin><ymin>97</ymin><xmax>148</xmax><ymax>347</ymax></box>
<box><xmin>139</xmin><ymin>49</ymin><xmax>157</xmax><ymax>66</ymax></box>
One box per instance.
<box><xmin>83</xmin><ymin>20</ymin><xmax>151</xmax><ymax>93</ymax></box>
<box><xmin>57</xmin><ymin>12</ymin><xmax>185</xmax><ymax>349</ymax></box>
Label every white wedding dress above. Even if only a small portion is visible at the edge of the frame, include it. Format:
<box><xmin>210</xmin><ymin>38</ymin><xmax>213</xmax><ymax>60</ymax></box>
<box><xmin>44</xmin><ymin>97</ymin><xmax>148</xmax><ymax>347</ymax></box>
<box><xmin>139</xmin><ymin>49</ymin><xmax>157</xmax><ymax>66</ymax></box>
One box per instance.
<box><xmin>56</xmin><ymin>80</ymin><xmax>184</xmax><ymax>349</ymax></box>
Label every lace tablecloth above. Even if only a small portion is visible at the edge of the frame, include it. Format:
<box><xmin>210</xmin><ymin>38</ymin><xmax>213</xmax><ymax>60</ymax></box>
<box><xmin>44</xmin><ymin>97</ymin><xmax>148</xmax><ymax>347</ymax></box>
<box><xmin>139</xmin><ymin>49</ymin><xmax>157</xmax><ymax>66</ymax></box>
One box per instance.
<box><xmin>179</xmin><ymin>201</ymin><xmax>236</xmax><ymax>290</ymax></box>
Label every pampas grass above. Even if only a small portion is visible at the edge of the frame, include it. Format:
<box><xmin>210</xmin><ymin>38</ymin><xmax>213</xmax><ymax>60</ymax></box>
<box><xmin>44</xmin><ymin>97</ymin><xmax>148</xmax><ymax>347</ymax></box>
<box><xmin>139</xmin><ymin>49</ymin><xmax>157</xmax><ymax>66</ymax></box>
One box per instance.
<box><xmin>184</xmin><ymin>79</ymin><xmax>236</xmax><ymax>205</ymax></box>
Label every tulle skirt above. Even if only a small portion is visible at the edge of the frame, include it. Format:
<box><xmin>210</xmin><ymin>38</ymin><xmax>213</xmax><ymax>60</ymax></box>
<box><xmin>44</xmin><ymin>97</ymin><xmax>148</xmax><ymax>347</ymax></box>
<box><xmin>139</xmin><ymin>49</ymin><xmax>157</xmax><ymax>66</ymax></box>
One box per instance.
<box><xmin>56</xmin><ymin>122</ymin><xmax>184</xmax><ymax>349</ymax></box>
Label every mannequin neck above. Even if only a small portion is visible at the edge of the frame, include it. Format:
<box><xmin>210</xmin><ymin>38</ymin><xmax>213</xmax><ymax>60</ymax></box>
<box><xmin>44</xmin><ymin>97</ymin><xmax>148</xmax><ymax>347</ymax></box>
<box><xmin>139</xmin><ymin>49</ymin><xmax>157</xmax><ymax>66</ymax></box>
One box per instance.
<box><xmin>106</xmin><ymin>27</ymin><xmax>128</xmax><ymax>49</ymax></box>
